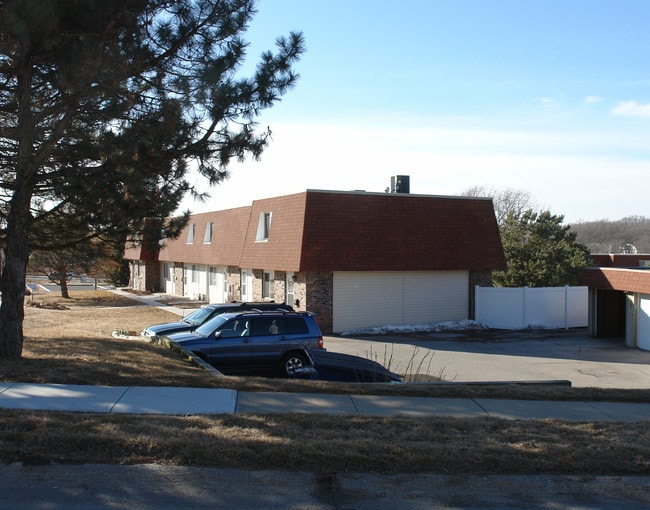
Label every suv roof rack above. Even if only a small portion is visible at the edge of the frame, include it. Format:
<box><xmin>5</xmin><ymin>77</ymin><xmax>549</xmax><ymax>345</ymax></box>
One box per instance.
<box><xmin>227</xmin><ymin>310</ymin><xmax>316</xmax><ymax>319</ymax></box>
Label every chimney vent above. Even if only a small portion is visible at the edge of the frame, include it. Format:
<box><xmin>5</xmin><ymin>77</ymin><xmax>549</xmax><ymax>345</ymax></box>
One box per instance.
<box><xmin>390</xmin><ymin>175</ymin><xmax>410</xmax><ymax>194</ymax></box>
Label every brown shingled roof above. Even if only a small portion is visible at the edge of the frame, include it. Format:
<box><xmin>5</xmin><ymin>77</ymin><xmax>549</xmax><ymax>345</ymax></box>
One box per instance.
<box><xmin>296</xmin><ymin>190</ymin><xmax>505</xmax><ymax>271</ymax></box>
<box><xmin>126</xmin><ymin>190</ymin><xmax>506</xmax><ymax>273</ymax></box>
<box><xmin>582</xmin><ymin>267</ymin><xmax>650</xmax><ymax>294</ymax></box>
<box><xmin>239</xmin><ymin>193</ymin><xmax>307</xmax><ymax>271</ymax></box>
<box><xmin>157</xmin><ymin>206</ymin><xmax>251</xmax><ymax>266</ymax></box>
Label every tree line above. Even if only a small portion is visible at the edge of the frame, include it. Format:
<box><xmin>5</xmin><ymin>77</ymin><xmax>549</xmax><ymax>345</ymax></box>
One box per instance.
<box><xmin>569</xmin><ymin>216</ymin><xmax>650</xmax><ymax>254</ymax></box>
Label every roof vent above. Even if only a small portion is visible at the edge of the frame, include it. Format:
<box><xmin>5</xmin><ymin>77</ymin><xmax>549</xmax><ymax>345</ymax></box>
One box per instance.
<box><xmin>390</xmin><ymin>175</ymin><xmax>410</xmax><ymax>194</ymax></box>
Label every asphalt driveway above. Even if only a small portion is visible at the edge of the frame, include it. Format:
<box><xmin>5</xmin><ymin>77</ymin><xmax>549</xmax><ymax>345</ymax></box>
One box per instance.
<box><xmin>324</xmin><ymin>328</ymin><xmax>650</xmax><ymax>389</ymax></box>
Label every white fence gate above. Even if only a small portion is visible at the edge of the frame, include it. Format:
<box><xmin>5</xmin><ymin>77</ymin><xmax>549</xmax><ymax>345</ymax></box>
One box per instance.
<box><xmin>475</xmin><ymin>286</ymin><xmax>588</xmax><ymax>329</ymax></box>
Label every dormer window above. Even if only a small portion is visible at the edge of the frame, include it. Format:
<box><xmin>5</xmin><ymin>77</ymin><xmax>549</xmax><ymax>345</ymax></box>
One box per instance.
<box><xmin>203</xmin><ymin>222</ymin><xmax>213</xmax><ymax>244</ymax></box>
<box><xmin>186</xmin><ymin>223</ymin><xmax>195</xmax><ymax>244</ymax></box>
<box><xmin>256</xmin><ymin>212</ymin><xmax>272</xmax><ymax>242</ymax></box>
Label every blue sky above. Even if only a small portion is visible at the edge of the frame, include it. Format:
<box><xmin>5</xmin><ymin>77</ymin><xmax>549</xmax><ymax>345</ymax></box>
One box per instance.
<box><xmin>180</xmin><ymin>0</ymin><xmax>650</xmax><ymax>222</ymax></box>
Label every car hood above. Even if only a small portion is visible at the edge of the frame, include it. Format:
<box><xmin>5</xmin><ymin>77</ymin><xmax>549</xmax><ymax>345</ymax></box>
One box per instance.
<box><xmin>165</xmin><ymin>331</ymin><xmax>205</xmax><ymax>345</ymax></box>
<box><xmin>144</xmin><ymin>321</ymin><xmax>193</xmax><ymax>336</ymax></box>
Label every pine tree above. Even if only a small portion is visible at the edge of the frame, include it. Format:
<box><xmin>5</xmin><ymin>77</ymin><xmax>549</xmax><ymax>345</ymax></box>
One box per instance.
<box><xmin>0</xmin><ymin>0</ymin><xmax>304</xmax><ymax>356</ymax></box>
<box><xmin>494</xmin><ymin>210</ymin><xmax>592</xmax><ymax>288</ymax></box>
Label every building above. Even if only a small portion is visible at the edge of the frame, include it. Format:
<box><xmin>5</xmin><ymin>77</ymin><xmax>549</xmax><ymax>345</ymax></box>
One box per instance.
<box><xmin>582</xmin><ymin>254</ymin><xmax>650</xmax><ymax>349</ymax></box>
<box><xmin>124</xmin><ymin>189</ymin><xmax>506</xmax><ymax>333</ymax></box>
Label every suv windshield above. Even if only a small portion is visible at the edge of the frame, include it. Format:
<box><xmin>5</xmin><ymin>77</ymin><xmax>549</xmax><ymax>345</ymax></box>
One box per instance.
<box><xmin>181</xmin><ymin>307</ymin><xmax>214</xmax><ymax>326</ymax></box>
<box><xmin>194</xmin><ymin>314</ymin><xmax>231</xmax><ymax>337</ymax></box>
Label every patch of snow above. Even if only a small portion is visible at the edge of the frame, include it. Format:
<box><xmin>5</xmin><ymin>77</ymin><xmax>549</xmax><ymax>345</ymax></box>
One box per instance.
<box><xmin>340</xmin><ymin>320</ymin><xmax>487</xmax><ymax>336</ymax></box>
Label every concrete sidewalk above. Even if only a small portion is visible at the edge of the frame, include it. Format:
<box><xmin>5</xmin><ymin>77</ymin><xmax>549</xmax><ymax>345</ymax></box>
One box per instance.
<box><xmin>3</xmin><ymin>382</ymin><xmax>650</xmax><ymax>421</ymax></box>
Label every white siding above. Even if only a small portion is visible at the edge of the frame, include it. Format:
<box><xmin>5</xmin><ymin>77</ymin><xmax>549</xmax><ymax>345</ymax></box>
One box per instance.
<box><xmin>638</xmin><ymin>295</ymin><xmax>650</xmax><ymax>351</ymax></box>
<box><xmin>333</xmin><ymin>271</ymin><xmax>468</xmax><ymax>332</ymax></box>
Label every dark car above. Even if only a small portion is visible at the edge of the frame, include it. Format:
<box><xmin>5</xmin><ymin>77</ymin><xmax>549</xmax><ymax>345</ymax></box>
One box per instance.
<box><xmin>166</xmin><ymin>310</ymin><xmax>324</xmax><ymax>376</ymax></box>
<box><xmin>292</xmin><ymin>350</ymin><xmax>402</xmax><ymax>383</ymax></box>
<box><xmin>141</xmin><ymin>302</ymin><xmax>293</xmax><ymax>337</ymax></box>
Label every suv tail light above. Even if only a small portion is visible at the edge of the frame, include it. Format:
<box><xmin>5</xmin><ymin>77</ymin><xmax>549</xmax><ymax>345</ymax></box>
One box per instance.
<box><xmin>317</xmin><ymin>336</ymin><xmax>323</xmax><ymax>348</ymax></box>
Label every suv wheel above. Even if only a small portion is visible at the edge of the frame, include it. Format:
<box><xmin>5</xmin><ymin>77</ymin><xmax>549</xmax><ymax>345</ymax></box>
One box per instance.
<box><xmin>281</xmin><ymin>351</ymin><xmax>308</xmax><ymax>376</ymax></box>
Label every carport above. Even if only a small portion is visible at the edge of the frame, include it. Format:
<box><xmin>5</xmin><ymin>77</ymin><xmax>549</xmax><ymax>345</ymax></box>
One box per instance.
<box><xmin>582</xmin><ymin>266</ymin><xmax>650</xmax><ymax>350</ymax></box>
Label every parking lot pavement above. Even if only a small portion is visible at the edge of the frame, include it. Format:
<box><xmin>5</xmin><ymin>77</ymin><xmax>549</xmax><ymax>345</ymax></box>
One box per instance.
<box><xmin>323</xmin><ymin>329</ymin><xmax>650</xmax><ymax>389</ymax></box>
<box><xmin>3</xmin><ymin>464</ymin><xmax>650</xmax><ymax>509</ymax></box>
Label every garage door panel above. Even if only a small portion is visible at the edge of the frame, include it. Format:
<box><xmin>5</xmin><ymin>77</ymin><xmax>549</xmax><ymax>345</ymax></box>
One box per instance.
<box><xmin>333</xmin><ymin>273</ymin><xmax>403</xmax><ymax>330</ymax></box>
<box><xmin>403</xmin><ymin>272</ymin><xmax>468</xmax><ymax>324</ymax></box>
<box><xmin>333</xmin><ymin>271</ymin><xmax>468</xmax><ymax>332</ymax></box>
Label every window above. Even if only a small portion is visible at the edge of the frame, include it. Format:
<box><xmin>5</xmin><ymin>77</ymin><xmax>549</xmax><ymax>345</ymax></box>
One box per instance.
<box><xmin>241</xmin><ymin>269</ymin><xmax>249</xmax><ymax>301</ymax></box>
<box><xmin>186</xmin><ymin>224</ymin><xmax>195</xmax><ymax>244</ymax></box>
<box><xmin>250</xmin><ymin>317</ymin><xmax>286</xmax><ymax>336</ymax></box>
<box><xmin>262</xmin><ymin>270</ymin><xmax>274</xmax><ymax>299</ymax></box>
<box><xmin>203</xmin><ymin>222</ymin><xmax>213</xmax><ymax>244</ymax></box>
<box><xmin>286</xmin><ymin>317</ymin><xmax>308</xmax><ymax>334</ymax></box>
<box><xmin>256</xmin><ymin>212</ymin><xmax>272</xmax><ymax>241</ymax></box>
<box><xmin>192</xmin><ymin>265</ymin><xmax>198</xmax><ymax>283</ymax></box>
<box><xmin>209</xmin><ymin>266</ymin><xmax>217</xmax><ymax>286</ymax></box>
<box><xmin>286</xmin><ymin>272</ymin><xmax>295</xmax><ymax>306</ymax></box>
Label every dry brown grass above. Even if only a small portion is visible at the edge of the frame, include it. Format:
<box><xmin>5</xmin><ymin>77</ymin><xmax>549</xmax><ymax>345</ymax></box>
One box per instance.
<box><xmin>2</xmin><ymin>289</ymin><xmax>650</xmax><ymax>474</ymax></box>
<box><xmin>2</xmin><ymin>411</ymin><xmax>650</xmax><ymax>475</ymax></box>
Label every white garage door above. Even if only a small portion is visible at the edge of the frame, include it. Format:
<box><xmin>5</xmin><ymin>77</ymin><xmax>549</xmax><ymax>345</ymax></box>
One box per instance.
<box><xmin>638</xmin><ymin>294</ymin><xmax>650</xmax><ymax>350</ymax></box>
<box><xmin>333</xmin><ymin>271</ymin><xmax>469</xmax><ymax>333</ymax></box>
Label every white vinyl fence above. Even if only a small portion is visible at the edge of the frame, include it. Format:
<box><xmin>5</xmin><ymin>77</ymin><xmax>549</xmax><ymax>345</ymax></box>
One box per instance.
<box><xmin>475</xmin><ymin>285</ymin><xmax>588</xmax><ymax>329</ymax></box>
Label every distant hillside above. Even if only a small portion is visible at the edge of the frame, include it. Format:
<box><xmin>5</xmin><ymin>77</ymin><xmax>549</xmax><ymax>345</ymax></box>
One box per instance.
<box><xmin>569</xmin><ymin>216</ymin><xmax>650</xmax><ymax>254</ymax></box>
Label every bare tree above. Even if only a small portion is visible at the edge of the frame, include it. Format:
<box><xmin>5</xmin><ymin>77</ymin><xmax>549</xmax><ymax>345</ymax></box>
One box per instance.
<box><xmin>461</xmin><ymin>186</ymin><xmax>537</xmax><ymax>226</ymax></box>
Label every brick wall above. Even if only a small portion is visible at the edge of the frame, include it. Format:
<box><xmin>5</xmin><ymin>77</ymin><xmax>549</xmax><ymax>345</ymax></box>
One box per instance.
<box><xmin>226</xmin><ymin>266</ymin><xmax>240</xmax><ymax>302</ymax></box>
<box><xmin>145</xmin><ymin>261</ymin><xmax>161</xmax><ymax>292</ymax></box>
<box><xmin>304</xmin><ymin>271</ymin><xmax>334</xmax><ymax>333</ymax></box>
<box><xmin>591</xmin><ymin>254</ymin><xmax>650</xmax><ymax>268</ymax></box>
<box><xmin>173</xmin><ymin>266</ymin><xmax>184</xmax><ymax>296</ymax></box>
<box><xmin>468</xmin><ymin>270</ymin><xmax>493</xmax><ymax>320</ymax></box>
<box><xmin>273</xmin><ymin>271</ymin><xmax>286</xmax><ymax>304</ymax></box>
<box><xmin>129</xmin><ymin>260</ymin><xmax>160</xmax><ymax>293</ymax></box>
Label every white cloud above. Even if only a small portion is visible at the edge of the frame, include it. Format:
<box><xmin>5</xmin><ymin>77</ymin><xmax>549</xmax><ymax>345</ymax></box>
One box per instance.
<box><xmin>177</xmin><ymin>117</ymin><xmax>649</xmax><ymax>223</ymax></box>
<box><xmin>584</xmin><ymin>95</ymin><xmax>604</xmax><ymax>104</ymax></box>
<box><xmin>612</xmin><ymin>100</ymin><xmax>650</xmax><ymax>117</ymax></box>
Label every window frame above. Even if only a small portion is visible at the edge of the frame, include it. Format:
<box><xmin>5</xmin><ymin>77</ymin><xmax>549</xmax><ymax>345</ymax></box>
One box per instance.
<box><xmin>255</xmin><ymin>212</ymin><xmax>272</xmax><ymax>242</ymax></box>
<box><xmin>203</xmin><ymin>222</ymin><xmax>213</xmax><ymax>244</ymax></box>
<box><xmin>262</xmin><ymin>270</ymin><xmax>274</xmax><ymax>300</ymax></box>
<box><xmin>186</xmin><ymin>223</ymin><xmax>195</xmax><ymax>244</ymax></box>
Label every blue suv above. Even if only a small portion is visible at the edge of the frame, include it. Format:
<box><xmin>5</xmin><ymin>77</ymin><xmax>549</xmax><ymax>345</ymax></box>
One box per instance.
<box><xmin>166</xmin><ymin>310</ymin><xmax>324</xmax><ymax>376</ymax></box>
